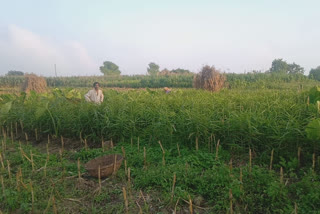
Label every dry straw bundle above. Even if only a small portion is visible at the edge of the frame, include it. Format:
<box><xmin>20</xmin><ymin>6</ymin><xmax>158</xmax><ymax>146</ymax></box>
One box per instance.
<box><xmin>193</xmin><ymin>65</ymin><xmax>226</xmax><ymax>92</ymax></box>
<box><xmin>21</xmin><ymin>74</ymin><xmax>47</xmax><ymax>93</ymax></box>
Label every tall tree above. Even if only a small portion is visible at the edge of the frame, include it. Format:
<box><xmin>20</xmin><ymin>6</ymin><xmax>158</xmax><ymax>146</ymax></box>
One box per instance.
<box><xmin>309</xmin><ymin>66</ymin><xmax>320</xmax><ymax>81</ymax></box>
<box><xmin>147</xmin><ymin>62</ymin><xmax>160</xmax><ymax>75</ymax></box>
<box><xmin>288</xmin><ymin>63</ymin><xmax>304</xmax><ymax>74</ymax></box>
<box><xmin>269</xmin><ymin>59</ymin><xmax>304</xmax><ymax>74</ymax></box>
<box><xmin>269</xmin><ymin>59</ymin><xmax>289</xmax><ymax>73</ymax></box>
<box><xmin>6</xmin><ymin>70</ymin><xmax>24</xmax><ymax>76</ymax></box>
<box><xmin>100</xmin><ymin>61</ymin><xmax>121</xmax><ymax>76</ymax></box>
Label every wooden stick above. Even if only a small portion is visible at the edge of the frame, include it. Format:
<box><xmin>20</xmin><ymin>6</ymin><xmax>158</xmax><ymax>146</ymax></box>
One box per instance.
<box><xmin>298</xmin><ymin>147</ymin><xmax>301</xmax><ymax>167</ymax></box>
<box><xmin>20</xmin><ymin>148</ymin><xmax>32</xmax><ymax>163</ymax></box>
<box><xmin>215</xmin><ymin>139</ymin><xmax>220</xmax><ymax>160</ymax></box>
<box><xmin>174</xmin><ymin>197</ymin><xmax>180</xmax><ymax>214</ymax></box>
<box><xmin>128</xmin><ymin>167</ymin><xmax>131</xmax><ymax>184</ymax></box>
<box><xmin>25</xmin><ymin>132</ymin><xmax>28</xmax><ymax>142</ymax></box>
<box><xmin>143</xmin><ymin>147</ymin><xmax>147</xmax><ymax>169</ymax></box>
<box><xmin>136</xmin><ymin>201</ymin><xmax>143</xmax><ymax>214</ymax></box>
<box><xmin>19</xmin><ymin>167</ymin><xmax>23</xmax><ymax>183</ymax></box>
<box><xmin>35</xmin><ymin>129</ymin><xmax>38</xmax><ymax>141</ymax></box>
<box><xmin>195</xmin><ymin>137</ymin><xmax>198</xmax><ymax>151</ymax></box>
<box><xmin>59</xmin><ymin>149</ymin><xmax>63</xmax><ymax>162</ymax></box>
<box><xmin>44</xmin><ymin>159</ymin><xmax>47</xmax><ymax>178</ymax></box>
<box><xmin>1</xmin><ymin>139</ymin><xmax>6</xmax><ymax>155</ymax></box>
<box><xmin>280</xmin><ymin>167</ymin><xmax>283</xmax><ymax>184</ymax></box>
<box><xmin>84</xmin><ymin>139</ymin><xmax>88</xmax><ymax>151</ymax></box>
<box><xmin>229</xmin><ymin>189</ymin><xmax>233</xmax><ymax>214</ymax></box>
<box><xmin>188</xmin><ymin>194</ymin><xmax>193</xmax><ymax>214</ymax></box>
<box><xmin>30</xmin><ymin>181</ymin><xmax>34</xmax><ymax>212</ymax></box>
<box><xmin>171</xmin><ymin>173</ymin><xmax>176</xmax><ymax>202</ymax></box>
<box><xmin>269</xmin><ymin>149</ymin><xmax>274</xmax><ymax>171</ymax></box>
<box><xmin>0</xmin><ymin>153</ymin><xmax>4</xmax><ymax>170</ymax></box>
<box><xmin>294</xmin><ymin>202</ymin><xmax>298</xmax><ymax>214</ymax></box>
<box><xmin>61</xmin><ymin>136</ymin><xmax>64</xmax><ymax>153</ymax></box>
<box><xmin>177</xmin><ymin>143</ymin><xmax>181</xmax><ymax>156</ymax></box>
<box><xmin>139</xmin><ymin>190</ymin><xmax>147</xmax><ymax>205</ymax></box>
<box><xmin>101</xmin><ymin>140</ymin><xmax>105</xmax><ymax>152</ymax></box>
<box><xmin>7</xmin><ymin>160</ymin><xmax>11</xmax><ymax>181</ymax></box>
<box><xmin>122</xmin><ymin>147</ymin><xmax>127</xmax><ymax>175</ymax></box>
<box><xmin>113</xmin><ymin>155</ymin><xmax>117</xmax><ymax>175</ymax></box>
<box><xmin>16</xmin><ymin>170</ymin><xmax>20</xmax><ymax>191</ymax></box>
<box><xmin>312</xmin><ymin>153</ymin><xmax>316</xmax><ymax>173</ymax></box>
<box><xmin>240</xmin><ymin>168</ymin><xmax>243</xmax><ymax>191</ymax></box>
<box><xmin>130</xmin><ymin>137</ymin><xmax>133</xmax><ymax>148</ymax></box>
<box><xmin>1</xmin><ymin>175</ymin><xmax>4</xmax><ymax>197</ymax></box>
<box><xmin>52</xmin><ymin>195</ymin><xmax>57</xmax><ymax>214</ymax></box>
<box><xmin>98</xmin><ymin>165</ymin><xmax>101</xmax><ymax>191</ymax></box>
<box><xmin>111</xmin><ymin>138</ymin><xmax>114</xmax><ymax>150</ymax></box>
<box><xmin>122</xmin><ymin>187</ymin><xmax>129</xmax><ymax>213</ymax></box>
<box><xmin>249</xmin><ymin>148</ymin><xmax>252</xmax><ymax>173</ymax></box>
<box><xmin>15</xmin><ymin>122</ymin><xmax>18</xmax><ymax>137</ymax></box>
<box><xmin>137</xmin><ymin>137</ymin><xmax>140</xmax><ymax>152</ymax></box>
<box><xmin>158</xmin><ymin>141</ymin><xmax>165</xmax><ymax>166</ymax></box>
<box><xmin>77</xmin><ymin>158</ymin><xmax>81</xmax><ymax>179</ymax></box>
<box><xmin>46</xmin><ymin>143</ymin><xmax>50</xmax><ymax>161</ymax></box>
<box><xmin>30</xmin><ymin>150</ymin><xmax>34</xmax><ymax>172</ymax></box>
<box><xmin>20</xmin><ymin>120</ymin><xmax>24</xmax><ymax>133</ymax></box>
<box><xmin>229</xmin><ymin>158</ymin><xmax>233</xmax><ymax>174</ymax></box>
<box><xmin>10</xmin><ymin>130</ymin><xmax>13</xmax><ymax>144</ymax></box>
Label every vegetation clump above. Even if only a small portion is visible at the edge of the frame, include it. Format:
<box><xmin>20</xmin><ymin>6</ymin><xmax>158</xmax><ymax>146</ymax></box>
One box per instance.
<box><xmin>193</xmin><ymin>65</ymin><xmax>226</xmax><ymax>92</ymax></box>
<box><xmin>21</xmin><ymin>74</ymin><xmax>47</xmax><ymax>93</ymax></box>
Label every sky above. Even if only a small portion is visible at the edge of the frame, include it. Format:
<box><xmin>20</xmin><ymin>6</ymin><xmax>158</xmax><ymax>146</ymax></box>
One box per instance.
<box><xmin>0</xmin><ymin>0</ymin><xmax>319</xmax><ymax>76</ymax></box>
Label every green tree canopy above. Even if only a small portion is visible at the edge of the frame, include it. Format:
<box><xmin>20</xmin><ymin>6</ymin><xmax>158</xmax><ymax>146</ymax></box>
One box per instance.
<box><xmin>171</xmin><ymin>68</ymin><xmax>191</xmax><ymax>74</ymax></box>
<box><xmin>309</xmin><ymin>66</ymin><xmax>320</xmax><ymax>81</ymax></box>
<box><xmin>147</xmin><ymin>62</ymin><xmax>160</xmax><ymax>75</ymax></box>
<box><xmin>269</xmin><ymin>59</ymin><xmax>304</xmax><ymax>74</ymax></box>
<box><xmin>100</xmin><ymin>61</ymin><xmax>121</xmax><ymax>76</ymax></box>
<box><xmin>6</xmin><ymin>70</ymin><xmax>24</xmax><ymax>76</ymax></box>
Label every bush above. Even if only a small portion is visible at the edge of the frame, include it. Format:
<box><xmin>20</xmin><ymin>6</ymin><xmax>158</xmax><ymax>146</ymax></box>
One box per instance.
<box><xmin>193</xmin><ymin>65</ymin><xmax>226</xmax><ymax>92</ymax></box>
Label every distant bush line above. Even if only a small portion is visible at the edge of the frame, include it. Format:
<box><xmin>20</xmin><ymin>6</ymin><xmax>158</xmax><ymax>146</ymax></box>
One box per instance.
<box><xmin>0</xmin><ymin>72</ymin><xmax>318</xmax><ymax>89</ymax></box>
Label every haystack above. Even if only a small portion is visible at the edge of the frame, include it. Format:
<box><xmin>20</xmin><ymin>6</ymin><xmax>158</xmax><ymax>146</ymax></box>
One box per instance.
<box><xmin>193</xmin><ymin>65</ymin><xmax>226</xmax><ymax>92</ymax></box>
<box><xmin>21</xmin><ymin>74</ymin><xmax>47</xmax><ymax>93</ymax></box>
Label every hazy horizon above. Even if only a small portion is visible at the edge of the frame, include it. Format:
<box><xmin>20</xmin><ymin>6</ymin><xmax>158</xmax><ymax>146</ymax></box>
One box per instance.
<box><xmin>1</xmin><ymin>0</ymin><xmax>319</xmax><ymax>76</ymax></box>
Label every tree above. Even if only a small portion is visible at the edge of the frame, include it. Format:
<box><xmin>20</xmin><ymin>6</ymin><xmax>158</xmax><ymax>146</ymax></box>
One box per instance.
<box><xmin>100</xmin><ymin>61</ymin><xmax>121</xmax><ymax>76</ymax></box>
<box><xmin>309</xmin><ymin>66</ymin><xmax>320</xmax><ymax>81</ymax></box>
<box><xmin>6</xmin><ymin>70</ymin><xmax>24</xmax><ymax>76</ymax></box>
<box><xmin>288</xmin><ymin>63</ymin><xmax>304</xmax><ymax>74</ymax></box>
<box><xmin>269</xmin><ymin>59</ymin><xmax>304</xmax><ymax>74</ymax></box>
<box><xmin>147</xmin><ymin>62</ymin><xmax>160</xmax><ymax>75</ymax></box>
<box><xmin>269</xmin><ymin>59</ymin><xmax>289</xmax><ymax>73</ymax></box>
<box><xmin>171</xmin><ymin>68</ymin><xmax>191</xmax><ymax>74</ymax></box>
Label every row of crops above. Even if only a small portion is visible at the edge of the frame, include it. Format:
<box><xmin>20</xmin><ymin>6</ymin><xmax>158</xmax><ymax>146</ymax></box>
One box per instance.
<box><xmin>0</xmin><ymin>87</ymin><xmax>319</xmax><ymax>162</ymax></box>
<box><xmin>1</xmin><ymin>87</ymin><xmax>320</xmax><ymax>212</ymax></box>
<box><xmin>0</xmin><ymin>72</ymin><xmax>317</xmax><ymax>89</ymax></box>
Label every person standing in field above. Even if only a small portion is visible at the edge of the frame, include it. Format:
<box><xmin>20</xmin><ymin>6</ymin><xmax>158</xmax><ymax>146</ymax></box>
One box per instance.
<box><xmin>84</xmin><ymin>82</ymin><xmax>104</xmax><ymax>104</ymax></box>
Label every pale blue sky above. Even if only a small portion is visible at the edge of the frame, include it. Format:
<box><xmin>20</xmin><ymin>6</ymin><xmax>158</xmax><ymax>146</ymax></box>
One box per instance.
<box><xmin>0</xmin><ymin>0</ymin><xmax>319</xmax><ymax>76</ymax></box>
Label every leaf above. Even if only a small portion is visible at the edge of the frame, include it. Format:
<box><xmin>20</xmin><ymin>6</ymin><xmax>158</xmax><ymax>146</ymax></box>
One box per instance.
<box><xmin>308</xmin><ymin>86</ymin><xmax>320</xmax><ymax>104</ymax></box>
<box><xmin>305</xmin><ymin>118</ymin><xmax>320</xmax><ymax>141</ymax></box>
<box><xmin>0</xmin><ymin>101</ymin><xmax>12</xmax><ymax>115</ymax></box>
<box><xmin>35</xmin><ymin>106</ymin><xmax>47</xmax><ymax>119</ymax></box>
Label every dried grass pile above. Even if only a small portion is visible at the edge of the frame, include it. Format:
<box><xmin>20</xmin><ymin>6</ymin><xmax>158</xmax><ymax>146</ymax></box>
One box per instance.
<box><xmin>21</xmin><ymin>74</ymin><xmax>47</xmax><ymax>93</ymax></box>
<box><xmin>193</xmin><ymin>65</ymin><xmax>226</xmax><ymax>92</ymax></box>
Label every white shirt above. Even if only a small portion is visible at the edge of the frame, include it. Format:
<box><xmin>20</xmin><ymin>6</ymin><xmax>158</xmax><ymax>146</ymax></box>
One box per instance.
<box><xmin>84</xmin><ymin>89</ymin><xmax>104</xmax><ymax>104</ymax></box>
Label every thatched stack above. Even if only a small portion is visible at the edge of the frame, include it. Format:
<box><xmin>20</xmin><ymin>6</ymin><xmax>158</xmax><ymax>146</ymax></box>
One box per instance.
<box><xmin>21</xmin><ymin>74</ymin><xmax>47</xmax><ymax>93</ymax></box>
<box><xmin>193</xmin><ymin>65</ymin><xmax>226</xmax><ymax>92</ymax></box>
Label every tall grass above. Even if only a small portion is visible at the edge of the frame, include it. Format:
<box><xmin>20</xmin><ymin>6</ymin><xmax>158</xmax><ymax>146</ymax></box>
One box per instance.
<box><xmin>0</xmin><ymin>87</ymin><xmax>317</xmax><ymax>163</ymax></box>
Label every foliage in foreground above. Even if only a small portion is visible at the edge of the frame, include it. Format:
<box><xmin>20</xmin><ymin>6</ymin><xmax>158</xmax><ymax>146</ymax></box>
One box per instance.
<box><xmin>0</xmin><ymin>138</ymin><xmax>319</xmax><ymax>213</ymax></box>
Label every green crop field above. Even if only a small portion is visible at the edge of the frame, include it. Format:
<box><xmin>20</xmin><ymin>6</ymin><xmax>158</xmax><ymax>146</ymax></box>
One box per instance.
<box><xmin>1</xmin><ymin>81</ymin><xmax>320</xmax><ymax>213</ymax></box>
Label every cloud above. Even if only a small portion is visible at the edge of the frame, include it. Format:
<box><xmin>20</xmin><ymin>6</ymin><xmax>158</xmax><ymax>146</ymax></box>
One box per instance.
<box><xmin>0</xmin><ymin>25</ymin><xmax>99</xmax><ymax>76</ymax></box>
